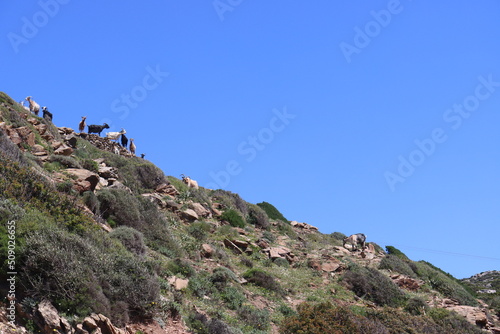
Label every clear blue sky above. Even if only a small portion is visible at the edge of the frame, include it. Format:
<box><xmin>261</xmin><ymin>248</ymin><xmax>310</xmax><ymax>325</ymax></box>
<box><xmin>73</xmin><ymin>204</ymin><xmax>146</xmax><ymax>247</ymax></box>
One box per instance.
<box><xmin>2</xmin><ymin>1</ymin><xmax>500</xmax><ymax>279</ymax></box>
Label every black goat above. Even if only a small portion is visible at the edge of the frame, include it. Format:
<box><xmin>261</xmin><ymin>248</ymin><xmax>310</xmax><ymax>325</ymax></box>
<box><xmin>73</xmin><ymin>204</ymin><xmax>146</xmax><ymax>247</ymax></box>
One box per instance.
<box><xmin>42</xmin><ymin>106</ymin><xmax>53</xmax><ymax>121</ymax></box>
<box><xmin>120</xmin><ymin>133</ymin><xmax>128</xmax><ymax>148</ymax></box>
<box><xmin>87</xmin><ymin>123</ymin><xmax>110</xmax><ymax>136</ymax></box>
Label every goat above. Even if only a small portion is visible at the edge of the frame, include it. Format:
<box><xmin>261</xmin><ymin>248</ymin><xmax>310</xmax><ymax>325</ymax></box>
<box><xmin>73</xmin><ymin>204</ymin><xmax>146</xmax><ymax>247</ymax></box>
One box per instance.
<box><xmin>113</xmin><ymin>145</ymin><xmax>120</xmax><ymax>155</ymax></box>
<box><xmin>42</xmin><ymin>107</ymin><xmax>53</xmax><ymax>121</ymax></box>
<box><xmin>87</xmin><ymin>123</ymin><xmax>110</xmax><ymax>136</ymax></box>
<box><xmin>25</xmin><ymin>96</ymin><xmax>40</xmax><ymax>115</ymax></box>
<box><xmin>18</xmin><ymin>100</ymin><xmax>30</xmax><ymax>112</ymax></box>
<box><xmin>140</xmin><ymin>153</ymin><xmax>145</xmax><ymax>159</ymax></box>
<box><xmin>105</xmin><ymin>128</ymin><xmax>126</xmax><ymax>141</ymax></box>
<box><xmin>120</xmin><ymin>133</ymin><xmax>128</xmax><ymax>148</ymax></box>
<box><xmin>181</xmin><ymin>174</ymin><xmax>199</xmax><ymax>189</ymax></box>
<box><xmin>129</xmin><ymin>138</ymin><xmax>136</xmax><ymax>156</ymax></box>
<box><xmin>343</xmin><ymin>233</ymin><xmax>366</xmax><ymax>251</ymax></box>
<box><xmin>79</xmin><ymin>116</ymin><xmax>87</xmax><ymax>133</ymax></box>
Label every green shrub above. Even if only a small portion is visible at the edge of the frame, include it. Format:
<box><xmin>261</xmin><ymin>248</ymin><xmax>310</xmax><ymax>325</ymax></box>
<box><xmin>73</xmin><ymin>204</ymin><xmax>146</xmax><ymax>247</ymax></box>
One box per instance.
<box><xmin>379</xmin><ymin>255</ymin><xmax>416</xmax><ymax>278</ymax></box>
<box><xmin>188</xmin><ymin>274</ymin><xmax>214</xmax><ymax>298</ymax></box>
<box><xmin>48</xmin><ymin>155</ymin><xmax>82</xmax><ymax>169</ymax></box>
<box><xmin>97</xmin><ymin>189</ymin><xmax>182</xmax><ymax>258</ymax></box>
<box><xmin>343</xmin><ymin>265</ymin><xmax>407</xmax><ymax>307</ymax></box>
<box><xmin>56</xmin><ymin>180</ymin><xmax>74</xmax><ymax>193</ymax></box>
<box><xmin>404</xmin><ymin>297</ymin><xmax>429</xmax><ymax>315</ymax></box>
<box><xmin>237</xmin><ymin>305</ymin><xmax>270</xmax><ymax>332</ymax></box>
<box><xmin>212</xmin><ymin>189</ymin><xmax>248</xmax><ymax>216</ymax></box>
<box><xmin>276</xmin><ymin>220</ymin><xmax>297</xmax><ymax>239</ymax></box>
<box><xmin>188</xmin><ymin>221</ymin><xmax>211</xmax><ymax>241</ymax></box>
<box><xmin>279</xmin><ymin>302</ymin><xmax>359</xmax><ymax>334</ymax></box>
<box><xmin>242</xmin><ymin>268</ymin><xmax>284</xmax><ymax>295</ymax></box>
<box><xmin>273</xmin><ymin>257</ymin><xmax>289</xmax><ymax>268</ymax></box>
<box><xmin>19</xmin><ymin>226</ymin><xmax>159</xmax><ymax>322</ymax></box>
<box><xmin>82</xmin><ymin>191</ymin><xmax>99</xmax><ymax>214</ymax></box>
<box><xmin>220</xmin><ymin>209</ymin><xmax>245</xmax><ymax>228</ymax></box>
<box><xmin>210</xmin><ymin>267</ymin><xmax>238</xmax><ymax>290</ymax></box>
<box><xmin>385</xmin><ymin>246</ymin><xmax>410</xmax><ymax>261</ymax></box>
<box><xmin>220</xmin><ymin>286</ymin><xmax>246</xmax><ymax>310</ymax></box>
<box><xmin>109</xmin><ymin>226</ymin><xmax>146</xmax><ymax>256</ymax></box>
<box><xmin>331</xmin><ymin>232</ymin><xmax>347</xmax><ymax>241</ymax></box>
<box><xmin>81</xmin><ymin>159</ymin><xmax>99</xmax><ymax>173</ymax></box>
<box><xmin>246</xmin><ymin>204</ymin><xmax>269</xmax><ymax>229</ymax></box>
<box><xmin>0</xmin><ymin>157</ymin><xmax>93</xmax><ymax>231</ymax></box>
<box><xmin>167</xmin><ymin>258</ymin><xmax>195</xmax><ymax>278</ymax></box>
<box><xmin>256</xmin><ymin>201</ymin><xmax>288</xmax><ymax>222</ymax></box>
<box><xmin>413</xmin><ymin>261</ymin><xmax>477</xmax><ymax>306</ymax></box>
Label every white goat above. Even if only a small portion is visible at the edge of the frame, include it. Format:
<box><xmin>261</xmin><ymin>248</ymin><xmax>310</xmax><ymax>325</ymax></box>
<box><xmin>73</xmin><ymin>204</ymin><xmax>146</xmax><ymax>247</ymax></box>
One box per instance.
<box><xmin>343</xmin><ymin>233</ymin><xmax>366</xmax><ymax>251</ymax></box>
<box><xmin>18</xmin><ymin>100</ymin><xmax>30</xmax><ymax>112</ymax></box>
<box><xmin>181</xmin><ymin>174</ymin><xmax>199</xmax><ymax>189</ymax></box>
<box><xmin>25</xmin><ymin>96</ymin><xmax>40</xmax><ymax>115</ymax></box>
<box><xmin>129</xmin><ymin>138</ymin><xmax>136</xmax><ymax>156</ymax></box>
<box><xmin>105</xmin><ymin>128</ymin><xmax>126</xmax><ymax>141</ymax></box>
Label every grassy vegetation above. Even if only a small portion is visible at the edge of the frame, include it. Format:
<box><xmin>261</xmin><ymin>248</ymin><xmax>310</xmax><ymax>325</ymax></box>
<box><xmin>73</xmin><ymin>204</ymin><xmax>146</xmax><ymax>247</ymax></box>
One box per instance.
<box><xmin>0</xmin><ymin>90</ymin><xmax>493</xmax><ymax>334</ymax></box>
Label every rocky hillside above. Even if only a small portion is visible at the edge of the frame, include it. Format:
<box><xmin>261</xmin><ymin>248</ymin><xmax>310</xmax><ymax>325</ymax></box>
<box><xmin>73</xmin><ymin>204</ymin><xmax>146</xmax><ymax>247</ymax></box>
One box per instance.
<box><xmin>0</xmin><ymin>91</ymin><xmax>499</xmax><ymax>334</ymax></box>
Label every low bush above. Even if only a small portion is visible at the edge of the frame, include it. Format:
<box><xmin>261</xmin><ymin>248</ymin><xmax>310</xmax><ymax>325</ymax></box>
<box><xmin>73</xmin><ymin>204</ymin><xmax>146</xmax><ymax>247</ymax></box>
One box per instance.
<box><xmin>256</xmin><ymin>201</ymin><xmax>288</xmax><ymax>222</ymax></box>
<box><xmin>331</xmin><ymin>232</ymin><xmax>346</xmax><ymax>241</ymax></box>
<box><xmin>220</xmin><ymin>209</ymin><xmax>245</xmax><ymax>228</ymax></box>
<box><xmin>97</xmin><ymin>189</ymin><xmax>182</xmax><ymax>258</ymax></box>
<box><xmin>48</xmin><ymin>154</ymin><xmax>82</xmax><ymax>169</ymax></box>
<box><xmin>212</xmin><ymin>189</ymin><xmax>248</xmax><ymax>216</ymax></box>
<box><xmin>246</xmin><ymin>204</ymin><xmax>270</xmax><ymax>229</ymax></box>
<box><xmin>343</xmin><ymin>265</ymin><xmax>407</xmax><ymax>307</ymax></box>
<box><xmin>279</xmin><ymin>302</ymin><xmax>360</xmax><ymax>334</ymax></box>
<box><xmin>379</xmin><ymin>254</ymin><xmax>416</xmax><ymax>278</ymax></box>
<box><xmin>19</xmin><ymin>226</ymin><xmax>159</xmax><ymax>322</ymax></box>
<box><xmin>412</xmin><ymin>261</ymin><xmax>477</xmax><ymax>306</ymax></box>
<box><xmin>209</xmin><ymin>267</ymin><xmax>238</xmax><ymax>290</ymax></box>
<box><xmin>242</xmin><ymin>268</ymin><xmax>284</xmax><ymax>295</ymax></box>
<box><xmin>237</xmin><ymin>305</ymin><xmax>270</xmax><ymax>332</ymax></box>
<box><xmin>404</xmin><ymin>297</ymin><xmax>429</xmax><ymax>315</ymax></box>
<box><xmin>220</xmin><ymin>286</ymin><xmax>246</xmax><ymax>310</ymax></box>
<box><xmin>385</xmin><ymin>246</ymin><xmax>410</xmax><ymax>261</ymax></box>
<box><xmin>109</xmin><ymin>226</ymin><xmax>146</xmax><ymax>257</ymax></box>
<box><xmin>188</xmin><ymin>221</ymin><xmax>211</xmax><ymax>241</ymax></box>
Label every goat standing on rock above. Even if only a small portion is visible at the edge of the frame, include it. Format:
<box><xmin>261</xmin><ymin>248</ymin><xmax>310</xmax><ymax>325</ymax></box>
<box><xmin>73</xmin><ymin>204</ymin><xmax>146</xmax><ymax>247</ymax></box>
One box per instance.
<box><xmin>25</xmin><ymin>96</ymin><xmax>40</xmax><ymax>116</ymax></box>
<box><xmin>87</xmin><ymin>123</ymin><xmax>110</xmax><ymax>136</ymax></box>
<box><xmin>343</xmin><ymin>233</ymin><xmax>366</xmax><ymax>252</ymax></box>
<box><xmin>42</xmin><ymin>107</ymin><xmax>52</xmax><ymax>121</ymax></box>
<box><xmin>79</xmin><ymin>116</ymin><xmax>87</xmax><ymax>133</ymax></box>
<box><xmin>181</xmin><ymin>174</ymin><xmax>199</xmax><ymax>189</ymax></box>
<box><xmin>106</xmin><ymin>128</ymin><xmax>126</xmax><ymax>141</ymax></box>
<box><xmin>120</xmin><ymin>133</ymin><xmax>128</xmax><ymax>148</ymax></box>
<box><xmin>129</xmin><ymin>138</ymin><xmax>136</xmax><ymax>156</ymax></box>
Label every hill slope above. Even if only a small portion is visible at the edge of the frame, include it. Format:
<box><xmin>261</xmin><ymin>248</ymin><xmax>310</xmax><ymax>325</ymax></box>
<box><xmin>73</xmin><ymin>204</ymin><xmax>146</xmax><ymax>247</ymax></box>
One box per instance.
<box><xmin>0</xmin><ymin>91</ymin><xmax>499</xmax><ymax>333</ymax></box>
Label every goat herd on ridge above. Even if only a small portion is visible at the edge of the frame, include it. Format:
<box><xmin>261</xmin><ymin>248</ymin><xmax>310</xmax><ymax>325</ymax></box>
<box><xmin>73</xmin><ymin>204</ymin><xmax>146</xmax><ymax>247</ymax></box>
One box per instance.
<box><xmin>19</xmin><ymin>95</ymin><xmax>138</xmax><ymax>157</ymax></box>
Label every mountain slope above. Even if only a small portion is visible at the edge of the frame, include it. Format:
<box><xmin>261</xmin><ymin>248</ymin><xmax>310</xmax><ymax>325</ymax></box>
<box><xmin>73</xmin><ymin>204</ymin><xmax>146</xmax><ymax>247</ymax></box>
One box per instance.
<box><xmin>0</xmin><ymin>91</ymin><xmax>499</xmax><ymax>334</ymax></box>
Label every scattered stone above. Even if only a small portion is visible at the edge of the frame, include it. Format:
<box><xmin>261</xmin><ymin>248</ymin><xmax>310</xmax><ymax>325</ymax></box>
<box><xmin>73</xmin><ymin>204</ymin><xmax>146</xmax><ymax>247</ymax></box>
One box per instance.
<box><xmin>181</xmin><ymin>209</ymin><xmax>199</xmax><ymax>221</ymax></box>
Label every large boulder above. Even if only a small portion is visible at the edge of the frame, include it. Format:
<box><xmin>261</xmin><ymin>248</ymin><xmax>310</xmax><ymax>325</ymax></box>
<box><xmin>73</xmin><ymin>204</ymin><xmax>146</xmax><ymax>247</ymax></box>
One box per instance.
<box><xmin>65</xmin><ymin>168</ymin><xmax>100</xmax><ymax>193</ymax></box>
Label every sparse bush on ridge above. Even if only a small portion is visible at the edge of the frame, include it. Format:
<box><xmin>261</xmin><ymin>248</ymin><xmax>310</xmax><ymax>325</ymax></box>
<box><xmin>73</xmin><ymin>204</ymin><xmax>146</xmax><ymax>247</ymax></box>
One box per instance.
<box><xmin>247</xmin><ymin>204</ymin><xmax>270</xmax><ymax>229</ymax></box>
<box><xmin>343</xmin><ymin>265</ymin><xmax>407</xmax><ymax>307</ymax></box>
<box><xmin>256</xmin><ymin>201</ymin><xmax>288</xmax><ymax>222</ymax></box>
<box><xmin>412</xmin><ymin>261</ymin><xmax>477</xmax><ymax>306</ymax></box>
<box><xmin>379</xmin><ymin>254</ymin><xmax>416</xmax><ymax>278</ymax></box>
